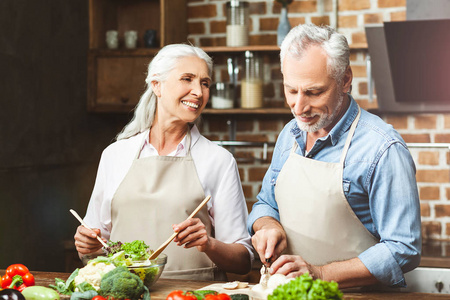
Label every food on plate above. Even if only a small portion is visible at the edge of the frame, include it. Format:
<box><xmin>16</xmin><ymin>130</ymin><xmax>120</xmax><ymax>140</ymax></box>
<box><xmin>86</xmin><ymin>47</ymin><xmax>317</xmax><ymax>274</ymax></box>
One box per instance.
<box><xmin>267</xmin><ymin>273</ymin><xmax>343</xmax><ymax>300</ymax></box>
<box><xmin>222</xmin><ymin>282</ymin><xmax>238</xmax><ymax>290</ymax></box>
<box><xmin>1</xmin><ymin>264</ymin><xmax>35</xmax><ymax>292</ymax></box>
<box><xmin>222</xmin><ymin>281</ymin><xmax>249</xmax><ymax>290</ymax></box>
<box><xmin>21</xmin><ymin>286</ymin><xmax>60</xmax><ymax>300</ymax></box>
<box><xmin>98</xmin><ymin>266</ymin><xmax>150</xmax><ymax>300</ymax></box>
<box><xmin>0</xmin><ymin>289</ymin><xmax>25</xmax><ymax>300</ymax></box>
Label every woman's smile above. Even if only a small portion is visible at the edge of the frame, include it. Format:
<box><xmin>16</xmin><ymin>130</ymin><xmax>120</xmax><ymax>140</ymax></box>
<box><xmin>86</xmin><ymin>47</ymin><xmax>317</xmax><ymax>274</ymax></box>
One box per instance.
<box><xmin>181</xmin><ymin>100</ymin><xmax>200</xmax><ymax>109</ymax></box>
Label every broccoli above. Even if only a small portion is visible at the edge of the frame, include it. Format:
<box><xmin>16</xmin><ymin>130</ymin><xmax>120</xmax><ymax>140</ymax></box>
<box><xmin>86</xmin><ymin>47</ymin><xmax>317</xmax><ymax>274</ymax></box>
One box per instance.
<box><xmin>99</xmin><ymin>266</ymin><xmax>150</xmax><ymax>300</ymax></box>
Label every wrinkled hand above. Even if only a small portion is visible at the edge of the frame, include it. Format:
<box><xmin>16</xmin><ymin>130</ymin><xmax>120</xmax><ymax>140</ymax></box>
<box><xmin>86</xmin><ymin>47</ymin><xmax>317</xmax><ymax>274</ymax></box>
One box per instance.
<box><xmin>74</xmin><ymin>225</ymin><xmax>105</xmax><ymax>254</ymax></box>
<box><xmin>173</xmin><ymin>218</ymin><xmax>210</xmax><ymax>252</ymax></box>
<box><xmin>270</xmin><ymin>255</ymin><xmax>323</xmax><ymax>280</ymax></box>
<box><xmin>251</xmin><ymin>221</ymin><xmax>287</xmax><ymax>265</ymax></box>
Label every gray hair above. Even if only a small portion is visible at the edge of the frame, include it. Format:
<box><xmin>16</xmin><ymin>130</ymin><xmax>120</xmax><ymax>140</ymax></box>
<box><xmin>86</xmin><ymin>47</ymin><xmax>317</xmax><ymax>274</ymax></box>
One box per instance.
<box><xmin>116</xmin><ymin>44</ymin><xmax>213</xmax><ymax>140</ymax></box>
<box><xmin>280</xmin><ymin>24</ymin><xmax>350</xmax><ymax>83</ymax></box>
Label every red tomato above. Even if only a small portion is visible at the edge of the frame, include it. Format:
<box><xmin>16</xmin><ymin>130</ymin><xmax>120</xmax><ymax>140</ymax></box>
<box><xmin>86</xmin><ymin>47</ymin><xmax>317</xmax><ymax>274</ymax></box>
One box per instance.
<box><xmin>92</xmin><ymin>296</ymin><xmax>106</xmax><ymax>300</ymax></box>
<box><xmin>204</xmin><ymin>294</ymin><xmax>231</xmax><ymax>300</ymax></box>
<box><xmin>22</xmin><ymin>273</ymin><xmax>35</xmax><ymax>286</ymax></box>
<box><xmin>166</xmin><ymin>290</ymin><xmax>197</xmax><ymax>300</ymax></box>
<box><xmin>6</xmin><ymin>264</ymin><xmax>29</xmax><ymax>277</ymax></box>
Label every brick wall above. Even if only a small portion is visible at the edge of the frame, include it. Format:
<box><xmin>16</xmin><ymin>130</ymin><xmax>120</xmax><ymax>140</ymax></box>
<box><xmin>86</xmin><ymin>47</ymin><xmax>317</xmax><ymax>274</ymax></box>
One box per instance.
<box><xmin>187</xmin><ymin>0</ymin><xmax>450</xmax><ymax>242</ymax></box>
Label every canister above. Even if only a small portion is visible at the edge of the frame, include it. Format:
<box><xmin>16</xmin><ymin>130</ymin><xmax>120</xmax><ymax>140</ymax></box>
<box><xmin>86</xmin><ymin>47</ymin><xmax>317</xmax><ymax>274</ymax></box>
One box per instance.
<box><xmin>241</xmin><ymin>51</ymin><xmax>263</xmax><ymax>108</ymax></box>
<box><xmin>226</xmin><ymin>0</ymin><xmax>249</xmax><ymax>47</ymax></box>
<box><xmin>211</xmin><ymin>82</ymin><xmax>234</xmax><ymax>109</ymax></box>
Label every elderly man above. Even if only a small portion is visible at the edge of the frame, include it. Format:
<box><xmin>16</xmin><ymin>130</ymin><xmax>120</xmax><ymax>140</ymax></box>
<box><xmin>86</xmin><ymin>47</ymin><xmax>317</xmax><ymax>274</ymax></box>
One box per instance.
<box><xmin>247</xmin><ymin>24</ymin><xmax>421</xmax><ymax>288</ymax></box>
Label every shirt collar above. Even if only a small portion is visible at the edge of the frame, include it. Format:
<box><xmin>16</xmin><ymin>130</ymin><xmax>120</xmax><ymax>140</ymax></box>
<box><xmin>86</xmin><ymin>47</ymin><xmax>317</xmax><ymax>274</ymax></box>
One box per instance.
<box><xmin>289</xmin><ymin>94</ymin><xmax>359</xmax><ymax>147</ymax></box>
<box><xmin>141</xmin><ymin>124</ymin><xmax>201</xmax><ymax>156</ymax></box>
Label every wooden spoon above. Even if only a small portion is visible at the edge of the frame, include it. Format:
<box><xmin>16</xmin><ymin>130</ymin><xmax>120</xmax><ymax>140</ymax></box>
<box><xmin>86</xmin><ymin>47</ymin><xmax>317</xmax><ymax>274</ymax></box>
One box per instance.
<box><xmin>70</xmin><ymin>209</ymin><xmax>109</xmax><ymax>248</ymax></box>
<box><xmin>148</xmin><ymin>195</ymin><xmax>211</xmax><ymax>260</ymax></box>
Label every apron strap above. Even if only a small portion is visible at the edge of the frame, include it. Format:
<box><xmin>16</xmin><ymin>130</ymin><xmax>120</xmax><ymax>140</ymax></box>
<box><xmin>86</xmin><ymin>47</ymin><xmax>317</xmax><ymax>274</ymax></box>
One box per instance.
<box><xmin>339</xmin><ymin>106</ymin><xmax>361</xmax><ymax>165</ymax></box>
<box><xmin>290</xmin><ymin>106</ymin><xmax>361</xmax><ymax>161</ymax></box>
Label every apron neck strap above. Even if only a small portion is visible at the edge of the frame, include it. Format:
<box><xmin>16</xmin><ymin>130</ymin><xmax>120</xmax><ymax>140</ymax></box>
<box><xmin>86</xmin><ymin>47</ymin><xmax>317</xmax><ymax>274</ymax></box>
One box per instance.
<box><xmin>339</xmin><ymin>106</ymin><xmax>361</xmax><ymax>165</ymax></box>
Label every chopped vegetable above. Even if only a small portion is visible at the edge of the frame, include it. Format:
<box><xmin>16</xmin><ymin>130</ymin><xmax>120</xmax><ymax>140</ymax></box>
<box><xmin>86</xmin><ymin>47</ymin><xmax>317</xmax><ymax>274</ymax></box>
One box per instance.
<box><xmin>268</xmin><ymin>273</ymin><xmax>343</xmax><ymax>300</ymax></box>
<box><xmin>21</xmin><ymin>286</ymin><xmax>60</xmax><ymax>300</ymax></box>
<box><xmin>99</xmin><ymin>266</ymin><xmax>150</xmax><ymax>300</ymax></box>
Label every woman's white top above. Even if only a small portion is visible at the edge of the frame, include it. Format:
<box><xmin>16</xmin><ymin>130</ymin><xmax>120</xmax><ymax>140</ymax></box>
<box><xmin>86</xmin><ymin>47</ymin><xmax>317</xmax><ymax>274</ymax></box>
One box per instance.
<box><xmin>83</xmin><ymin>125</ymin><xmax>254</xmax><ymax>260</ymax></box>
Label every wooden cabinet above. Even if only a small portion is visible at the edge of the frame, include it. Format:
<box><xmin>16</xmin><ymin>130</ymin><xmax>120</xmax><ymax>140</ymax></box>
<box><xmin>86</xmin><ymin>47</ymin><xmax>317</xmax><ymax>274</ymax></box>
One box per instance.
<box><xmin>87</xmin><ymin>0</ymin><xmax>187</xmax><ymax>112</ymax></box>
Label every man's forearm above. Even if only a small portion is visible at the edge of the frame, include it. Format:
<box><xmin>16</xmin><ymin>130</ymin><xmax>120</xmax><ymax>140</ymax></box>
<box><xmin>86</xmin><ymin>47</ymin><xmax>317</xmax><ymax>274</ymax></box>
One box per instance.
<box><xmin>320</xmin><ymin>257</ymin><xmax>379</xmax><ymax>289</ymax></box>
<box><xmin>252</xmin><ymin>216</ymin><xmax>283</xmax><ymax>232</ymax></box>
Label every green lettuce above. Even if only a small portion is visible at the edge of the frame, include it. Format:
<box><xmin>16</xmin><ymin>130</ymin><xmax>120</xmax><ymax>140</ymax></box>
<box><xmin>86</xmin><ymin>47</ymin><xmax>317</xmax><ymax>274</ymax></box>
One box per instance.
<box><xmin>268</xmin><ymin>273</ymin><xmax>343</xmax><ymax>300</ymax></box>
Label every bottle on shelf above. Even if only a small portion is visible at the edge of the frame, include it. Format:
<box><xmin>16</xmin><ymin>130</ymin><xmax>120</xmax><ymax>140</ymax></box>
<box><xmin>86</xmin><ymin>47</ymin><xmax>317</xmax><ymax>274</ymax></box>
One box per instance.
<box><xmin>241</xmin><ymin>51</ymin><xmax>263</xmax><ymax>108</ymax></box>
<box><xmin>226</xmin><ymin>0</ymin><xmax>249</xmax><ymax>47</ymax></box>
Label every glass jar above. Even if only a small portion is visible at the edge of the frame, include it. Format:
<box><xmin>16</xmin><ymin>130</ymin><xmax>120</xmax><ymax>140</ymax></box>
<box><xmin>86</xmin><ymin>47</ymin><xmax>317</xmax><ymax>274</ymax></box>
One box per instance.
<box><xmin>226</xmin><ymin>0</ymin><xmax>249</xmax><ymax>47</ymax></box>
<box><xmin>211</xmin><ymin>82</ymin><xmax>234</xmax><ymax>109</ymax></box>
<box><xmin>241</xmin><ymin>51</ymin><xmax>263</xmax><ymax>108</ymax></box>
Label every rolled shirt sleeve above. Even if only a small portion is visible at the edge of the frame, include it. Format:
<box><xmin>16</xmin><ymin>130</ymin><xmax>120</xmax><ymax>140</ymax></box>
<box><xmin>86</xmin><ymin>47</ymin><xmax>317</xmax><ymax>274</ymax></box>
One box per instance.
<box><xmin>359</xmin><ymin>141</ymin><xmax>421</xmax><ymax>287</ymax></box>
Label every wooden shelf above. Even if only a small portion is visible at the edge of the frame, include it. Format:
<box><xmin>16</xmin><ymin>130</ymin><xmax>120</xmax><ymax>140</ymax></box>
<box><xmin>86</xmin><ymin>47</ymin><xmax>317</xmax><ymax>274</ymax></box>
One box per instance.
<box><xmin>202</xmin><ymin>45</ymin><xmax>280</xmax><ymax>53</ymax></box>
<box><xmin>349</xmin><ymin>43</ymin><xmax>368</xmax><ymax>50</ymax></box>
<box><xmin>203</xmin><ymin>107</ymin><xmax>291</xmax><ymax>115</ymax></box>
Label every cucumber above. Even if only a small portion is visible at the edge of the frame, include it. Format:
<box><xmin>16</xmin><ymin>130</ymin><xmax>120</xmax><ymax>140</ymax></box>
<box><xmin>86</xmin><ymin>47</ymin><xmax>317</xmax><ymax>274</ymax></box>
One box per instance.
<box><xmin>230</xmin><ymin>294</ymin><xmax>249</xmax><ymax>300</ymax></box>
<box><xmin>22</xmin><ymin>286</ymin><xmax>60</xmax><ymax>300</ymax></box>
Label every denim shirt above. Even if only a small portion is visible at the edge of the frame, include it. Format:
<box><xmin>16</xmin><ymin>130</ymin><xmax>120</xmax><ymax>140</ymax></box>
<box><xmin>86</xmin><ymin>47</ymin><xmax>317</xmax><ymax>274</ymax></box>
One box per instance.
<box><xmin>247</xmin><ymin>97</ymin><xmax>422</xmax><ymax>287</ymax></box>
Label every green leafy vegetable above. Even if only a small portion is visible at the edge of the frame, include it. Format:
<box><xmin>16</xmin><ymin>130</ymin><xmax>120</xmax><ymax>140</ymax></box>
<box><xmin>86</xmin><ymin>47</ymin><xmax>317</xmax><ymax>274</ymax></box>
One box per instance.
<box><xmin>49</xmin><ymin>269</ymin><xmax>79</xmax><ymax>295</ymax></box>
<box><xmin>268</xmin><ymin>273</ymin><xmax>343</xmax><ymax>300</ymax></box>
<box><xmin>120</xmin><ymin>240</ymin><xmax>151</xmax><ymax>260</ymax></box>
<box><xmin>70</xmin><ymin>290</ymin><xmax>98</xmax><ymax>300</ymax></box>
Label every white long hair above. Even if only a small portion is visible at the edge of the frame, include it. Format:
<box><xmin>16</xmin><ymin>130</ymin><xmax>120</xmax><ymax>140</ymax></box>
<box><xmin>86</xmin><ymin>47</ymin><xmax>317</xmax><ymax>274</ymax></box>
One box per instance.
<box><xmin>116</xmin><ymin>44</ymin><xmax>213</xmax><ymax>140</ymax></box>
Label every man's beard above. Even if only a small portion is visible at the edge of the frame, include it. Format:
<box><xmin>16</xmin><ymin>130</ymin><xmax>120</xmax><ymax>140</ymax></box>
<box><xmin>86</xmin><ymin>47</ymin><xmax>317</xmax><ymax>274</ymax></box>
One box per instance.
<box><xmin>292</xmin><ymin>92</ymin><xmax>345</xmax><ymax>133</ymax></box>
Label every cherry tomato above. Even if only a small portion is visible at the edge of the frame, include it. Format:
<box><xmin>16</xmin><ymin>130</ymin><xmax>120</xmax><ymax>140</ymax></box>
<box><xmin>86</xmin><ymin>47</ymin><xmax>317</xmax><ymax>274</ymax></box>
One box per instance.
<box><xmin>92</xmin><ymin>296</ymin><xmax>106</xmax><ymax>300</ymax></box>
<box><xmin>6</xmin><ymin>265</ymin><xmax>29</xmax><ymax>277</ymax></box>
<box><xmin>21</xmin><ymin>273</ymin><xmax>34</xmax><ymax>287</ymax></box>
<box><xmin>166</xmin><ymin>290</ymin><xmax>197</xmax><ymax>300</ymax></box>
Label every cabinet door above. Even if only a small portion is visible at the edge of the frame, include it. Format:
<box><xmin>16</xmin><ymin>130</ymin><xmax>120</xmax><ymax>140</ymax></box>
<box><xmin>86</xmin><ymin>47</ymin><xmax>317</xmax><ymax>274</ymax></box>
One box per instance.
<box><xmin>88</xmin><ymin>55</ymin><xmax>150</xmax><ymax>112</ymax></box>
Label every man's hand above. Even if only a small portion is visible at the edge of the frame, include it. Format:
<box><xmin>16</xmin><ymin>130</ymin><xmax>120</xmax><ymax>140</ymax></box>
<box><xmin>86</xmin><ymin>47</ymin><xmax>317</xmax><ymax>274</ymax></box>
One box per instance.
<box><xmin>270</xmin><ymin>255</ymin><xmax>323</xmax><ymax>279</ymax></box>
<box><xmin>271</xmin><ymin>255</ymin><xmax>379</xmax><ymax>289</ymax></box>
<box><xmin>252</xmin><ymin>217</ymin><xmax>287</xmax><ymax>264</ymax></box>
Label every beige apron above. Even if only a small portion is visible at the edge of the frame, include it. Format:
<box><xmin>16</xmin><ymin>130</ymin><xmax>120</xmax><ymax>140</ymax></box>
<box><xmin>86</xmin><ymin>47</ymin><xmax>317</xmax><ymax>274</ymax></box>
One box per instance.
<box><xmin>110</xmin><ymin>130</ymin><xmax>225</xmax><ymax>281</ymax></box>
<box><xmin>275</xmin><ymin>108</ymin><xmax>379</xmax><ymax>265</ymax></box>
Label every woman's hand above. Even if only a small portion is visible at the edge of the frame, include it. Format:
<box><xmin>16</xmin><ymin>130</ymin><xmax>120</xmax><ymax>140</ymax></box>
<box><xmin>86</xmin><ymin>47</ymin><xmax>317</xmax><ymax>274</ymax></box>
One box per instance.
<box><xmin>270</xmin><ymin>255</ymin><xmax>323</xmax><ymax>280</ymax></box>
<box><xmin>172</xmin><ymin>218</ymin><xmax>211</xmax><ymax>252</ymax></box>
<box><xmin>74</xmin><ymin>225</ymin><xmax>106</xmax><ymax>255</ymax></box>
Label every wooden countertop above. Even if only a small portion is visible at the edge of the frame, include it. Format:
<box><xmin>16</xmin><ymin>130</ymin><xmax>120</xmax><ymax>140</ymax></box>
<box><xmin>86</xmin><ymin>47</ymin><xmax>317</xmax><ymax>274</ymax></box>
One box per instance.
<box><xmin>5</xmin><ymin>270</ymin><xmax>447</xmax><ymax>300</ymax></box>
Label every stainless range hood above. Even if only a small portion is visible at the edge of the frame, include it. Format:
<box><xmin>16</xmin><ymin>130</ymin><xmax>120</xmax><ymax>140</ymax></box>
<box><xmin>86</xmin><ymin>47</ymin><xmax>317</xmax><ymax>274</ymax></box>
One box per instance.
<box><xmin>365</xmin><ymin>0</ymin><xmax>450</xmax><ymax>113</ymax></box>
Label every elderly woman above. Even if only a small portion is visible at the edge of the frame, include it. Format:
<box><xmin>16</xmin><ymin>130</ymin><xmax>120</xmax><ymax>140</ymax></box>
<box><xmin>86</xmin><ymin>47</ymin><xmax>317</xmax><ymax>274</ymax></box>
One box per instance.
<box><xmin>74</xmin><ymin>44</ymin><xmax>253</xmax><ymax>280</ymax></box>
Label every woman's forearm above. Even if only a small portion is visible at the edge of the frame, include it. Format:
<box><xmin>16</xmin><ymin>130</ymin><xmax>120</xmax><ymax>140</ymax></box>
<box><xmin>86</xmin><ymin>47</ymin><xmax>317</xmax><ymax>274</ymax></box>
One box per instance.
<box><xmin>204</xmin><ymin>238</ymin><xmax>252</xmax><ymax>274</ymax></box>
